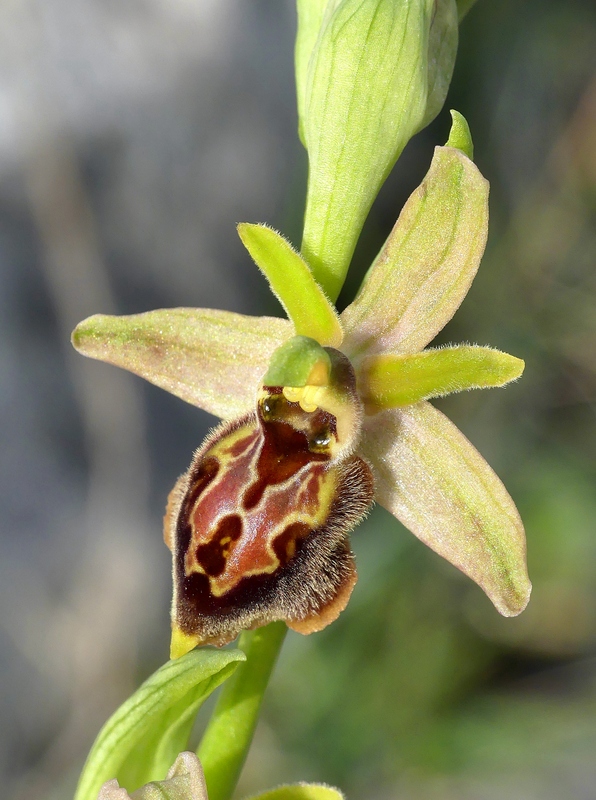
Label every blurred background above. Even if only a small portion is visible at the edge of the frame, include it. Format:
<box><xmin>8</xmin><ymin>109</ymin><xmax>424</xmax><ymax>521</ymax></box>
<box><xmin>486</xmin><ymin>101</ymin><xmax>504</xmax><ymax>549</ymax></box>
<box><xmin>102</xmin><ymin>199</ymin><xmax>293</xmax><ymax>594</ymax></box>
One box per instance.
<box><xmin>1</xmin><ymin>1</ymin><xmax>596</xmax><ymax>798</ymax></box>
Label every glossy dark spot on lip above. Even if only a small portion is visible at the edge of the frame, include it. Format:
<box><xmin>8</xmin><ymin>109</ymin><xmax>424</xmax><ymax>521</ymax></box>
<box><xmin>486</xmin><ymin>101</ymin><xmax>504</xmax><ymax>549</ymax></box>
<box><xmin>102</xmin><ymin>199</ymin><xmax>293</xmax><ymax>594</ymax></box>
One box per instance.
<box><xmin>196</xmin><ymin>514</ymin><xmax>243</xmax><ymax>577</ymax></box>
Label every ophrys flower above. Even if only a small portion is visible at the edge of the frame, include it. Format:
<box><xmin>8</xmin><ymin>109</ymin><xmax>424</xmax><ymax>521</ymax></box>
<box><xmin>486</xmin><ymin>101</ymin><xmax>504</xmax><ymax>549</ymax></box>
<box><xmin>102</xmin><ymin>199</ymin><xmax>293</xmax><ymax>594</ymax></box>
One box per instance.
<box><xmin>72</xmin><ymin>125</ymin><xmax>531</xmax><ymax>659</ymax></box>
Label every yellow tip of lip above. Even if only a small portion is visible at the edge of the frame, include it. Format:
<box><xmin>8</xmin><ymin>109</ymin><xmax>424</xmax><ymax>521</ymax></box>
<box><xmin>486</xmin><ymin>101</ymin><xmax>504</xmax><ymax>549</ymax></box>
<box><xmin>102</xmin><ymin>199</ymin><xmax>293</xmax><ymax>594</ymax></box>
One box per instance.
<box><xmin>170</xmin><ymin>627</ymin><xmax>201</xmax><ymax>660</ymax></box>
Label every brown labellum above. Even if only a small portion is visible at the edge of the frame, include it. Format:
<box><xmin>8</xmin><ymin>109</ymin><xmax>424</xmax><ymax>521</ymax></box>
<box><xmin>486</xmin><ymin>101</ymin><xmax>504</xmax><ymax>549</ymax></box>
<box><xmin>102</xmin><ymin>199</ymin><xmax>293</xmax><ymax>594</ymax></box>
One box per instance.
<box><xmin>165</xmin><ymin>356</ymin><xmax>374</xmax><ymax>657</ymax></box>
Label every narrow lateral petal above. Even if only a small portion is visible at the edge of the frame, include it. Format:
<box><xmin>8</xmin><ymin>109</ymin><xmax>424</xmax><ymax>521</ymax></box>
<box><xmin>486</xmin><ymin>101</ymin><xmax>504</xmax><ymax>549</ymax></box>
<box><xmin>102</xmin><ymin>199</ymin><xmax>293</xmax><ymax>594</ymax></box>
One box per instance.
<box><xmin>341</xmin><ymin>146</ymin><xmax>488</xmax><ymax>358</ymax></box>
<box><xmin>360</xmin><ymin>403</ymin><xmax>531</xmax><ymax>616</ymax></box>
<box><xmin>238</xmin><ymin>224</ymin><xmax>343</xmax><ymax>347</ymax></box>
<box><xmin>359</xmin><ymin>346</ymin><xmax>525</xmax><ymax>410</ymax></box>
<box><xmin>72</xmin><ymin>308</ymin><xmax>291</xmax><ymax>419</ymax></box>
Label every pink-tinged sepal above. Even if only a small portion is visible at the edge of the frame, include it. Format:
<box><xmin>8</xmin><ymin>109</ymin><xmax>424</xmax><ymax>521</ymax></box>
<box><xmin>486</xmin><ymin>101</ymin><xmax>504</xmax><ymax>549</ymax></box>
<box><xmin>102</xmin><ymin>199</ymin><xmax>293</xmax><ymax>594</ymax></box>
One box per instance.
<box><xmin>165</xmin><ymin>366</ymin><xmax>373</xmax><ymax>656</ymax></box>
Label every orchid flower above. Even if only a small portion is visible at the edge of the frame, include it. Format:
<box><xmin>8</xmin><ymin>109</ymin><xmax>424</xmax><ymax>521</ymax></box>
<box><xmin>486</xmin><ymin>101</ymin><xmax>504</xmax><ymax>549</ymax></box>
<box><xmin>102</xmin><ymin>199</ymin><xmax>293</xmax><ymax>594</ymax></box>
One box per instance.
<box><xmin>72</xmin><ymin>115</ymin><xmax>531</xmax><ymax>660</ymax></box>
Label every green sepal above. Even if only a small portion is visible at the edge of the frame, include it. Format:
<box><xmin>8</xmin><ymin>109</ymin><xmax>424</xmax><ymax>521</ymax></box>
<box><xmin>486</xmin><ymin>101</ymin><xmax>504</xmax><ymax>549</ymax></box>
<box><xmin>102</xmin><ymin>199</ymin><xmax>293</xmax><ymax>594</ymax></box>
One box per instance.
<box><xmin>360</xmin><ymin>346</ymin><xmax>524</xmax><ymax>410</ymax></box>
<box><xmin>300</xmin><ymin>0</ymin><xmax>458</xmax><ymax>301</ymax></box>
<box><xmin>248</xmin><ymin>784</ymin><xmax>344</xmax><ymax>800</ymax></box>
<box><xmin>75</xmin><ymin>649</ymin><xmax>245</xmax><ymax>800</ymax></box>
<box><xmin>72</xmin><ymin>308</ymin><xmax>291</xmax><ymax>420</ymax></box>
<box><xmin>237</xmin><ymin>224</ymin><xmax>343</xmax><ymax>347</ymax></box>
<box><xmin>361</xmin><ymin>402</ymin><xmax>531</xmax><ymax>617</ymax></box>
<box><xmin>341</xmin><ymin>145</ymin><xmax>488</xmax><ymax>358</ymax></box>
<box><xmin>263</xmin><ymin>336</ymin><xmax>331</xmax><ymax>387</ymax></box>
<box><xmin>446</xmin><ymin>109</ymin><xmax>473</xmax><ymax>159</ymax></box>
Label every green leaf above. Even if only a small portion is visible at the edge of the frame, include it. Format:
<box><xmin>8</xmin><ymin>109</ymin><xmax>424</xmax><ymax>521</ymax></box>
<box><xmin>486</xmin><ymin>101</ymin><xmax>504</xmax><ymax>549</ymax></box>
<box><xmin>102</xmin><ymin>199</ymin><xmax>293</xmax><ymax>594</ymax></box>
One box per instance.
<box><xmin>446</xmin><ymin>109</ymin><xmax>473</xmax><ymax>159</ymax></box>
<box><xmin>248</xmin><ymin>784</ymin><xmax>344</xmax><ymax>800</ymax></box>
<box><xmin>300</xmin><ymin>0</ymin><xmax>458</xmax><ymax>301</ymax></box>
<box><xmin>361</xmin><ymin>402</ymin><xmax>531</xmax><ymax>616</ymax></box>
<box><xmin>341</xmin><ymin>145</ymin><xmax>489</xmax><ymax>358</ymax></box>
<box><xmin>72</xmin><ymin>308</ymin><xmax>291</xmax><ymax>419</ymax></box>
<box><xmin>359</xmin><ymin>346</ymin><xmax>524</xmax><ymax>410</ymax></box>
<box><xmin>75</xmin><ymin>649</ymin><xmax>245</xmax><ymax>800</ymax></box>
<box><xmin>237</xmin><ymin>224</ymin><xmax>343</xmax><ymax>347</ymax></box>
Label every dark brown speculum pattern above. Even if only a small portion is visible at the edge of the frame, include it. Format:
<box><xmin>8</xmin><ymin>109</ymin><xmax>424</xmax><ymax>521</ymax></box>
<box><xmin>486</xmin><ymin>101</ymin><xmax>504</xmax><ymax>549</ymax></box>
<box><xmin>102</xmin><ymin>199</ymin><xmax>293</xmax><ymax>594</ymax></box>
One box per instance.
<box><xmin>165</xmin><ymin>382</ymin><xmax>374</xmax><ymax>646</ymax></box>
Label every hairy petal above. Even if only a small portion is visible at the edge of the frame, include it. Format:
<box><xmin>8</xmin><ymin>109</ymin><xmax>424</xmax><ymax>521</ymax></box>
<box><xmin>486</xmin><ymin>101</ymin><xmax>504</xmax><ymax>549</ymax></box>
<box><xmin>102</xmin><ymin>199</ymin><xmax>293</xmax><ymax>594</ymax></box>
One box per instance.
<box><xmin>361</xmin><ymin>403</ymin><xmax>531</xmax><ymax>616</ymax></box>
<box><xmin>341</xmin><ymin>146</ymin><xmax>488</xmax><ymax>358</ymax></box>
<box><xmin>237</xmin><ymin>223</ymin><xmax>343</xmax><ymax>347</ymax></box>
<box><xmin>359</xmin><ymin>346</ymin><xmax>525</xmax><ymax>410</ymax></box>
<box><xmin>72</xmin><ymin>309</ymin><xmax>291</xmax><ymax>419</ymax></box>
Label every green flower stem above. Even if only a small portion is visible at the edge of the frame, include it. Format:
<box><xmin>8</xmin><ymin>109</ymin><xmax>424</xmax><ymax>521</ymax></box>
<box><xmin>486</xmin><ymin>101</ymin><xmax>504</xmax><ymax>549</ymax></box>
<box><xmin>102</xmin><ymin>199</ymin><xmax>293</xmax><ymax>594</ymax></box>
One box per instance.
<box><xmin>198</xmin><ymin>622</ymin><xmax>288</xmax><ymax>800</ymax></box>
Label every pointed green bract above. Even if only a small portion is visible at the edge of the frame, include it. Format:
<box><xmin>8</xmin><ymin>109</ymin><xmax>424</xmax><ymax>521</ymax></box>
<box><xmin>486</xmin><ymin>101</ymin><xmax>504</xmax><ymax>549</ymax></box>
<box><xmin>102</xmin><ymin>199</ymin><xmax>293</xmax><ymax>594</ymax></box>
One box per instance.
<box><xmin>446</xmin><ymin>109</ymin><xmax>474</xmax><ymax>159</ymax></box>
<box><xmin>75</xmin><ymin>649</ymin><xmax>245</xmax><ymax>800</ymax></box>
<box><xmin>300</xmin><ymin>0</ymin><xmax>458</xmax><ymax>301</ymax></box>
<box><xmin>360</xmin><ymin>346</ymin><xmax>524</xmax><ymax>410</ymax></box>
<box><xmin>237</xmin><ymin>224</ymin><xmax>343</xmax><ymax>347</ymax></box>
<box><xmin>72</xmin><ymin>308</ymin><xmax>291</xmax><ymax>419</ymax></box>
<box><xmin>361</xmin><ymin>402</ymin><xmax>531</xmax><ymax>617</ymax></box>
<box><xmin>249</xmin><ymin>784</ymin><xmax>344</xmax><ymax>800</ymax></box>
<box><xmin>341</xmin><ymin>146</ymin><xmax>489</xmax><ymax>358</ymax></box>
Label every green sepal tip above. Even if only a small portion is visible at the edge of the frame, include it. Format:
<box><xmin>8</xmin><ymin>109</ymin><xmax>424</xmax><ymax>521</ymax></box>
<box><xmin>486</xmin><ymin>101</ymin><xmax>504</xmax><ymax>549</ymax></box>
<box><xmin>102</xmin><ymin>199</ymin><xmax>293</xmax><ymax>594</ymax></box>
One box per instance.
<box><xmin>446</xmin><ymin>109</ymin><xmax>474</xmax><ymax>160</ymax></box>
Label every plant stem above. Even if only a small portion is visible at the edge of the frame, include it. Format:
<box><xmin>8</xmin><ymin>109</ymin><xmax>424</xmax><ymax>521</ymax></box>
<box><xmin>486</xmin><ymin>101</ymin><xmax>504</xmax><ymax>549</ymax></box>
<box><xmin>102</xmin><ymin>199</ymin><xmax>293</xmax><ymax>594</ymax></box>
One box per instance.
<box><xmin>197</xmin><ymin>622</ymin><xmax>287</xmax><ymax>800</ymax></box>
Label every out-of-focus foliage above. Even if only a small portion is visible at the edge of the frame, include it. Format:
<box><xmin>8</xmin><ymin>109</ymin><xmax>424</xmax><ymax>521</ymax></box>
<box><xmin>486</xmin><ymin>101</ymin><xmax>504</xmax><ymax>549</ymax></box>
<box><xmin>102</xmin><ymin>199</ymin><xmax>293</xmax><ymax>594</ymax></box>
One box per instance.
<box><xmin>1</xmin><ymin>1</ymin><xmax>596</xmax><ymax>799</ymax></box>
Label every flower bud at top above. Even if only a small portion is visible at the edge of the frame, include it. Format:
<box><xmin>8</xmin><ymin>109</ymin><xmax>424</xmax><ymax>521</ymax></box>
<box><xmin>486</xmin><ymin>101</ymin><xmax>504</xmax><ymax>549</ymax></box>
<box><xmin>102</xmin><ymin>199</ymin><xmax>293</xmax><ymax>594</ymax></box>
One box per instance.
<box><xmin>296</xmin><ymin>0</ymin><xmax>458</xmax><ymax>301</ymax></box>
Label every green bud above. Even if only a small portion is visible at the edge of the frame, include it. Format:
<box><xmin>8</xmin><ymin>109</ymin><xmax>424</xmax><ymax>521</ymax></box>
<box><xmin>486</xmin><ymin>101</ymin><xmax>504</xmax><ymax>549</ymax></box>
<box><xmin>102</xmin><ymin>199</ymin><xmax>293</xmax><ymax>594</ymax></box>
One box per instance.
<box><xmin>297</xmin><ymin>0</ymin><xmax>459</xmax><ymax>301</ymax></box>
